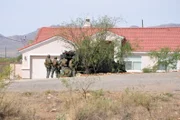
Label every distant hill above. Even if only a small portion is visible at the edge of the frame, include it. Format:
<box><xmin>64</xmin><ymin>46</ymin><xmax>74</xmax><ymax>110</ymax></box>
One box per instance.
<box><xmin>0</xmin><ymin>23</ymin><xmax>180</xmax><ymax>57</ymax></box>
<box><xmin>153</xmin><ymin>23</ymin><xmax>180</xmax><ymax>27</ymax></box>
<box><xmin>130</xmin><ymin>25</ymin><xmax>140</xmax><ymax>28</ymax></box>
<box><xmin>0</xmin><ymin>34</ymin><xmax>23</xmax><ymax>57</ymax></box>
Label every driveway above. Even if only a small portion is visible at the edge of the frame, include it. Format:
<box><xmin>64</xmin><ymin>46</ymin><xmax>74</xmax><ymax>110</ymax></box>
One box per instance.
<box><xmin>7</xmin><ymin>72</ymin><xmax>180</xmax><ymax>92</ymax></box>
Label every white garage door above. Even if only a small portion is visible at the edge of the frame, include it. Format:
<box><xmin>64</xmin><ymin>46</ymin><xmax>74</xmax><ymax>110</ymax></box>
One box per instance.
<box><xmin>31</xmin><ymin>56</ymin><xmax>47</xmax><ymax>79</ymax></box>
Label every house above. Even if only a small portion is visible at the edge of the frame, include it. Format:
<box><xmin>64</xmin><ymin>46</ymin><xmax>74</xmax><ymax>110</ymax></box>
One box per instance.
<box><xmin>18</xmin><ymin>26</ymin><xmax>180</xmax><ymax>79</ymax></box>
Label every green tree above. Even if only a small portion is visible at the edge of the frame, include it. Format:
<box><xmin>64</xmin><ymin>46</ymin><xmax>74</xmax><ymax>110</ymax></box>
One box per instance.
<box><xmin>149</xmin><ymin>47</ymin><xmax>180</xmax><ymax>72</ymax></box>
<box><xmin>59</xmin><ymin>16</ymin><xmax>132</xmax><ymax>73</ymax></box>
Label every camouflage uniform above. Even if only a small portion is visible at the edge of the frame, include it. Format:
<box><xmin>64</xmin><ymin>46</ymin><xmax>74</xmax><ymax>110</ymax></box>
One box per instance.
<box><xmin>44</xmin><ymin>55</ymin><xmax>52</xmax><ymax>78</ymax></box>
<box><xmin>59</xmin><ymin>58</ymin><xmax>72</xmax><ymax>77</ymax></box>
<box><xmin>69</xmin><ymin>57</ymin><xmax>76</xmax><ymax>76</ymax></box>
<box><xmin>51</xmin><ymin>57</ymin><xmax>59</xmax><ymax>78</ymax></box>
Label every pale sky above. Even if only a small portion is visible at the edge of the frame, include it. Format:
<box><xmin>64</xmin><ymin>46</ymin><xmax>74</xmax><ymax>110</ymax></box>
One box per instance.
<box><xmin>0</xmin><ymin>0</ymin><xmax>180</xmax><ymax>36</ymax></box>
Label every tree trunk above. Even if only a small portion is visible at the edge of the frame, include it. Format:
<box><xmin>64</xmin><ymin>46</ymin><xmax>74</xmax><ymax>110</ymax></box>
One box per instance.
<box><xmin>85</xmin><ymin>66</ymin><xmax>90</xmax><ymax>74</ymax></box>
<box><xmin>165</xmin><ymin>65</ymin><xmax>168</xmax><ymax>72</ymax></box>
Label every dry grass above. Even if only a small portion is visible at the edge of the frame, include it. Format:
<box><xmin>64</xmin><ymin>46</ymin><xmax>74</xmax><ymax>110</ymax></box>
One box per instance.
<box><xmin>0</xmin><ymin>90</ymin><xmax>179</xmax><ymax>120</ymax></box>
<box><xmin>0</xmin><ymin>92</ymin><xmax>36</xmax><ymax>120</ymax></box>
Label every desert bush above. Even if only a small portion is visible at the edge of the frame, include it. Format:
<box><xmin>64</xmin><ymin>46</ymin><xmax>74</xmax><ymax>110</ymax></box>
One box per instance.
<box><xmin>56</xmin><ymin>114</ymin><xmax>66</xmax><ymax>120</ymax></box>
<box><xmin>142</xmin><ymin>65</ymin><xmax>158</xmax><ymax>73</ymax></box>
<box><xmin>91</xmin><ymin>89</ymin><xmax>104</xmax><ymax>98</ymax></box>
<box><xmin>0</xmin><ymin>93</ymin><xmax>36</xmax><ymax>120</ymax></box>
<box><xmin>121</xmin><ymin>89</ymin><xmax>154</xmax><ymax>112</ymax></box>
<box><xmin>0</xmin><ymin>90</ymin><xmax>176</xmax><ymax>120</ymax></box>
<box><xmin>75</xmin><ymin>97</ymin><xmax>119</xmax><ymax>120</ymax></box>
<box><xmin>0</xmin><ymin>65</ymin><xmax>36</xmax><ymax>120</ymax></box>
<box><xmin>142</xmin><ymin>67</ymin><xmax>153</xmax><ymax>73</ymax></box>
<box><xmin>149</xmin><ymin>47</ymin><xmax>180</xmax><ymax>72</ymax></box>
<box><xmin>0</xmin><ymin>65</ymin><xmax>12</xmax><ymax>88</ymax></box>
<box><xmin>61</xmin><ymin>77</ymin><xmax>96</xmax><ymax>99</ymax></box>
<box><xmin>73</xmin><ymin>90</ymin><xmax>176</xmax><ymax>120</ymax></box>
<box><xmin>60</xmin><ymin>16</ymin><xmax>132</xmax><ymax>74</ymax></box>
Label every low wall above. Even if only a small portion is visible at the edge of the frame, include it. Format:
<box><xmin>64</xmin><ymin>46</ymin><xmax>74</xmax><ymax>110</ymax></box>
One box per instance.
<box><xmin>10</xmin><ymin>64</ymin><xmax>22</xmax><ymax>79</ymax></box>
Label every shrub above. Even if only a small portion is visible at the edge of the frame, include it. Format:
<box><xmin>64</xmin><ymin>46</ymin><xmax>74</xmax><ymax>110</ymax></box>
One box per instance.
<box><xmin>0</xmin><ymin>93</ymin><xmax>36</xmax><ymax>120</ymax></box>
<box><xmin>142</xmin><ymin>68</ymin><xmax>153</xmax><ymax>73</ymax></box>
<box><xmin>75</xmin><ymin>98</ymin><xmax>119</xmax><ymax>120</ymax></box>
<box><xmin>0</xmin><ymin>65</ymin><xmax>12</xmax><ymax>89</ymax></box>
<box><xmin>149</xmin><ymin>47</ymin><xmax>180</xmax><ymax>72</ymax></box>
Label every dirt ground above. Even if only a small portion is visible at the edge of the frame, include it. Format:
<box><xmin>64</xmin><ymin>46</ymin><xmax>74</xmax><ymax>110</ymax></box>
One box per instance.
<box><xmin>1</xmin><ymin>90</ymin><xmax>180</xmax><ymax>120</ymax></box>
<box><xmin>2</xmin><ymin>72</ymin><xmax>180</xmax><ymax>119</ymax></box>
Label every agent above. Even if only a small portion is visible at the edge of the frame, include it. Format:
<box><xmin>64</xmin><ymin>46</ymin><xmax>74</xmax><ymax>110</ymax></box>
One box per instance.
<box><xmin>44</xmin><ymin>55</ymin><xmax>52</xmax><ymax>78</ymax></box>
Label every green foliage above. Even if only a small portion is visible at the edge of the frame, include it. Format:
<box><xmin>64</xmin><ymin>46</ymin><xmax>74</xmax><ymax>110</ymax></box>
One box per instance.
<box><xmin>75</xmin><ymin>97</ymin><xmax>118</xmax><ymax>120</ymax></box>
<box><xmin>0</xmin><ymin>65</ymin><xmax>11</xmax><ymax>88</ymax></box>
<box><xmin>0</xmin><ymin>65</ymin><xmax>11</xmax><ymax>80</ymax></box>
<box><xmin>75</xmin><ymin>39</ymin><xmax>131</xmax><ymax>73</ymax></box>
<box><xmin>56</xmin><ymin>114</ymin><xmax>66</xmax><ymax>120</ymax></box>
<box><xmin>115</xmin><ymin>40</ymin><xmax>133</xmax><ymax>63</ymax></box>
<box><xmin>91</xmin><ymin>89</ymin><xmax>104</xmax><ymax>98</ymax></box>
<box><xmin>0</xmin><ymin>55</ymin><xmax>22</xmax><ymax>63</ymax></box>
<box><xmin>142</xmin><ymin>67</ymin><xmax>153</xmax><ymax>73</ymax></box>
<box><xmin>75</xmin><ymin>39</ymin><xmax>115</xmax><ymax>73</ymax></box>
<box><xmin>163</xmin><ymin>93</ymin><xmax>173</xmax><ymax>98</ymax></box>
<box><xmin>92</xmin><ymin>15</ymin><xmax>124</xmax><ymax>28</ymax></box>
<box><xmin>63</xmin><ymin>16</ymin><xmax>132</xmax><ymax>74</ymax></box>
<box><xmin>122</xmin><ymin>89</ymin><xmax>153</xmax><ymax>112</ymax></box>
<box><xmin>112</xmin><ymin>61</ymin><xmax>126</xmax><ymax>73</ymax></box>
<box><xmin>149</xmin><ymin>47</ymin><xmax>180</xmax><ymax>71</ymax></box>
<box><xmin>16</xmin><ymin>54</ymin><xmax>22</xmax><ymax>62</ymax></box>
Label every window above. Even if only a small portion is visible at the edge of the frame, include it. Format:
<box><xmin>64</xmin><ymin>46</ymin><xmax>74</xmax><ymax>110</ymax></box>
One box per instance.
<box><xmin>125</xmin><ymin>61</ymin><xmax>132</xmax><ymax>70</ymax></box>
<box><xmin>158</xmin><ymin>62</ymin><xmax>177</xmax><ymax>70</ymax></box>
<box><xmin>158</xmin><ymin>64</ymin><xmax>166</xmax><ymax>70</ymax></box>
<box><xmin>125</xmin><ymin>56</ymin><xmax>141</xmax><ymax>70</ymax></box>
<box><xmin>133</xmin><ymin>62</ymin><xmax>141</xmax><ymax>70</ymax></box>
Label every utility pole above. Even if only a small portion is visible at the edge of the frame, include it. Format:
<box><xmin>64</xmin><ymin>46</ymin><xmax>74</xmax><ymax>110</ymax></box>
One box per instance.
<box><xmin>5</xmin><ymin>46</ymin><xmax>7</xmax><ymax>58</ymax></box>
<box><xmin>142</xmin><ymin>19</ymin><xmax>144</xmax><ymax>28</ymax></box>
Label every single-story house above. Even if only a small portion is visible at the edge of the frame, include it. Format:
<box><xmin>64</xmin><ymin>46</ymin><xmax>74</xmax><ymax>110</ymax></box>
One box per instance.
<box><xmin>18</xmin><ymin>26</ymin><xmax>180</xmax><ymax>79</ymax></box>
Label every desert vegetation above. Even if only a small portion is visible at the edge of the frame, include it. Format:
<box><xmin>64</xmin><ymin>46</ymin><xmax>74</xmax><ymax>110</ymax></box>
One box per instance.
<box><xmin>148</xmin><ymin>47</ymin><xmax>180</xmax><ymax>72</ymax></box>
<box><xmin>0</xmin><ymin>61</ymin><xmax>35</xmax><ymax>120</ymax></box>
<box><xmin>0</xmin><ymin>89</ymin><xmax>179</xmax><ymax>120</ymax></box>
<box><xmin>58</xmin><ymin>16</ymin><xmax>132</xmax><ymax>74</ymax></box>
<box><xmin>0</xmin><ymin>16</ymin><xmax>180</xmax><ymax>119</ymax></box>
<box><xmin>0</xmin><ymin>71</ymin><xmax>180</xmax><ymax>119</ymax></box>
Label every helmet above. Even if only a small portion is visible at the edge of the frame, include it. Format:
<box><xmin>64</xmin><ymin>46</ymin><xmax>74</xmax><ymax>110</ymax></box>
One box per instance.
<box><xmin>47</xmin><ymin>54</ymin><xmax>50</xmax><ymax>58</ymax></box>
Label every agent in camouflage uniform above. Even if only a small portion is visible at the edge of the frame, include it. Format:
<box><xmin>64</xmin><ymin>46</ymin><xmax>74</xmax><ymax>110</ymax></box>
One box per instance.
<box><xmin>69</xmin><ymin>56</ymin><xmax>76</xmax><ymax>77</ymax></box>
<box><xmin>59</xmin><ymin>54</ymin><xmax>72</xmax><ymax>77</ymax></box>
<box><xmin>51</xmin><ymin>57</ymin><xmax>59</xmax><ymax>78</ymax></box>
<box><xmin>44</xmin><ymin>55</ymin><xmax>52</xmax><ymax>78</ymax></box>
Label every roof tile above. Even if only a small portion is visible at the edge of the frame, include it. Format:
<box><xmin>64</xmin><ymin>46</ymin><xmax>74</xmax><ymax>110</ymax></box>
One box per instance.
<box><xmin>19</xmin><ymin>27</ymin><xmax>180</xmax><ymax>52</ymax></box>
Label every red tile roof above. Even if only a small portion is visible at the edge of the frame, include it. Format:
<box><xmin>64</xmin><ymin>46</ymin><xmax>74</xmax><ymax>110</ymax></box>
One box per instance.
<box><xmin>19</xmin><ymin>27</ymin><xmax>180</xmax><ymax>52</ymax></box>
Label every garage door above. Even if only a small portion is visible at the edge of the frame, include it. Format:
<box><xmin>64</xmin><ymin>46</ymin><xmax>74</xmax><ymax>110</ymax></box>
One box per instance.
<box><xmin>31</xmin><ymin>56</ymin><xmax>47</xmax><ymax>79</ymax></box>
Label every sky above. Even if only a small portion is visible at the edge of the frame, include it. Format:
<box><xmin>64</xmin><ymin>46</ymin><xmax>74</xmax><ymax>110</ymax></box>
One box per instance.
<box><xmin>0</xmin><ymin>0</ymin><xmax>180</xmax><ymax>36</ymax></box>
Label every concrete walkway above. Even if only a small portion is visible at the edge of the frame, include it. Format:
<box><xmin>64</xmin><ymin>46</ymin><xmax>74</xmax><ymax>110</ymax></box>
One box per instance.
<box><xmin>7</xmin><ymin>72</ymin><xmax>180</xmax><ymax>92</ymax></box>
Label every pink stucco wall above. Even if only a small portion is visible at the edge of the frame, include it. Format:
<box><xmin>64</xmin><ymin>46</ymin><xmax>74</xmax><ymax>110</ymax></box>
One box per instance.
<box><xmin>10</xmin><ymin>64</ymin><xmax>22</xmax><ymax>79</ymax></box>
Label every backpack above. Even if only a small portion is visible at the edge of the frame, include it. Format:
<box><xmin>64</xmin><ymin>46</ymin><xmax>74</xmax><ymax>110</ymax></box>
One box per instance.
<box><xmin>44</xmin><ymin>58</ymin><xmax>52</xmax><ymax>68</ymax></box>
<box><xmin>53</xmin><ymin>59</ymin><xmax>57</xmax><ymax>66</ymax></box>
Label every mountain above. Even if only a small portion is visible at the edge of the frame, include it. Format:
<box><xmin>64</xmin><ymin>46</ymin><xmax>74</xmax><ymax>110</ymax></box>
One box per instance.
<box><xmin>153</xmin><ymin>23</ymin><xmax>180</xmax><ymax>28</ymax></box>
<box><xmin>0</xmin><ymin>29</ymin><xmax>39</xmax><ymax>57</ymax></box>
<box><xmin>0</xmin><ymin>34</ymin><xmax>23</xmax><ymax>57</ymax></box>
<box><xmin>130</xmin><ymin>25</ymin><xmax>140</xmax><ymax>28</ymax></box>
<box><xmin>0</xmin><ymin>23</ymin><xmax>180</xmax><ymax>57</ymax></box>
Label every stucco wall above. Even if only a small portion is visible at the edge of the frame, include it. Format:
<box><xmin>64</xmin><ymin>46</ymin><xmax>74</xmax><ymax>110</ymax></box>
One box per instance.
<box><xmin>22</xmin><ymin>69</ymin><xmax>30</xmax><ymax>79</ymax></box>
<box><xmin>141</xmin><ymin>55</ymin><xmax>156</xmax><ymax>69</ymax></box>
<box><xmin>10</xmin><ymin>64</ymin><xmax>22</xmax><ymax>79</ymax></box>
<box><xmin>177</xmin><ymin>60</ymin><xmax>180</xmax><ymax>71</ymax></box>
<box><xmin>20</xmin><ymin>37</ymin><xmax>75</xmax><ymax>79</ymax></box>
